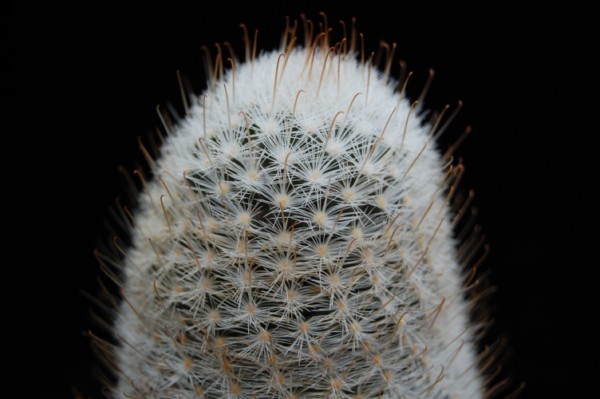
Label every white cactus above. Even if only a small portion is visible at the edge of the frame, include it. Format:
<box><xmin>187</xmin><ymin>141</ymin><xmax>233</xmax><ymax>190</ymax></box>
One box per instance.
<box><xmin>106</xmin><ymin>20</ymin><xmax>486</xmax><ymax>399</ymax></box>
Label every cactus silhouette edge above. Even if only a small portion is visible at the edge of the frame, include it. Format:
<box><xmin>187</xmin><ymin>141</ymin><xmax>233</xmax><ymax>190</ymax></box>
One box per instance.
<box><xmin>100</xmin><ymin>18</ymin><xmax>491</xmax><ymax>399</ymax></box>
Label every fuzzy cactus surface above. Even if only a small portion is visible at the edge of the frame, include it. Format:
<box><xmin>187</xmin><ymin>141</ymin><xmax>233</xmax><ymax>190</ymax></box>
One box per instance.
<box><xmin>106</xmin><ymin>23</ymin><xmax>486</xmax><ymax>399</ymax></box>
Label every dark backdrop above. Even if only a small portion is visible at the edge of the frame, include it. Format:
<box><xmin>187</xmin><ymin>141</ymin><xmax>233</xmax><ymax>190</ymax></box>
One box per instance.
<box><xmin>8</xmin><ymin>1</ymin><xmax>599</xmax><ymax>397</ymax></box>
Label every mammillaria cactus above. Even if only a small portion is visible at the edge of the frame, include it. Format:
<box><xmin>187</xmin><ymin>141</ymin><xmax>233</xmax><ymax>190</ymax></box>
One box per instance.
<box><xmin>100</xmin><ymin>17</ymin><xmax>488</xmax><ymax>399</ymax></box>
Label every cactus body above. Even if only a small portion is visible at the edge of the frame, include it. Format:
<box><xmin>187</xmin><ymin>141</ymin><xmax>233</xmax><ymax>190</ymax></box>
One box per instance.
<box><xmin>109</xmin><ymin>33</ymin><xmax>484</xmax><ymax>399</ymax></box>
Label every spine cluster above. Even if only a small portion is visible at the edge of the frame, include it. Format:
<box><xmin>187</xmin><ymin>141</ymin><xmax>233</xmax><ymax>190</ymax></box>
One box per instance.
<box><xmin>105</xmin><ymin>21</ymin><xmax>485</xmax><ymax>399</ymax></box>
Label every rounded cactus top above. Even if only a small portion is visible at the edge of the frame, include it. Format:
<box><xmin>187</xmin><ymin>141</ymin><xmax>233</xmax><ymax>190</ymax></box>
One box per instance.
<box><xmin>107</xmin><ymin>18</ymin><xmax>485</xmax><ymax>399</ymax></box>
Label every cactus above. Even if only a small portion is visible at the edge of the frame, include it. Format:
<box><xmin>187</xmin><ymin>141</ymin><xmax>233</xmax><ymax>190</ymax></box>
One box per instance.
<box><xmin>102</xmin><ymin>18</ymin><xmax>487</xmax><ymax>399</ymax></box>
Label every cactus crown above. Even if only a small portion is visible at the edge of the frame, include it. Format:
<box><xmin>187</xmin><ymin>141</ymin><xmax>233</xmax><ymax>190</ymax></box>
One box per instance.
<box><xmin>98</xmin><ymin>16</ymin><xmax>488</xmax><ymax>399</ymax></box>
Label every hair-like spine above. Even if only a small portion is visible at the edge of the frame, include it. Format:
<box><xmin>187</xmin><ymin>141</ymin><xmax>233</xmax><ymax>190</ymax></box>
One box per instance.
<box><xmin>100</xmin><ymin>18</ymin><xmax>489</xmax><ymax>399</ymax></box>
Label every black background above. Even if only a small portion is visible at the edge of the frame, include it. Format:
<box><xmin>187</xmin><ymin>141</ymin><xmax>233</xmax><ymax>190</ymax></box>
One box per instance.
<box><xmin>7</xmin><ymin>1</ymin><xmax>599</xmax><ymax>397</ymax></box>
